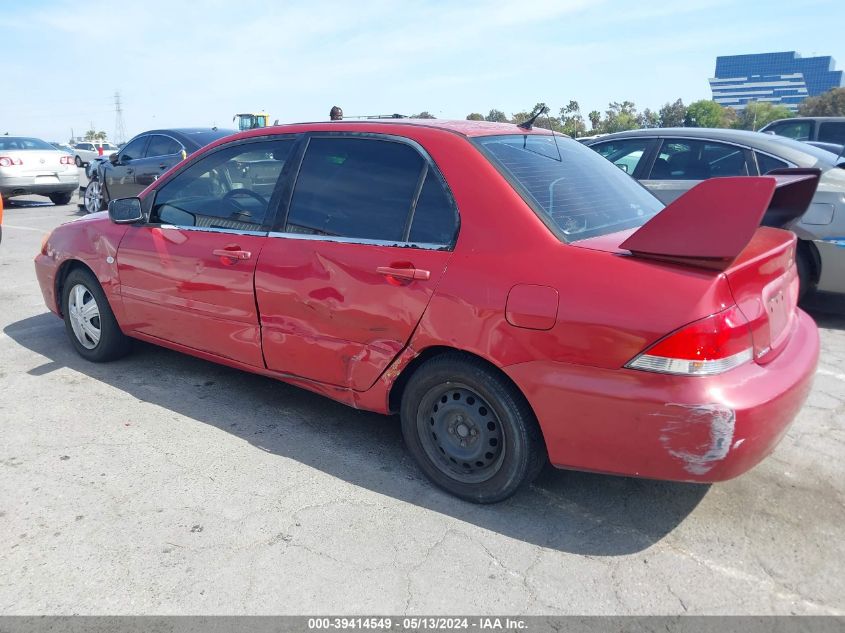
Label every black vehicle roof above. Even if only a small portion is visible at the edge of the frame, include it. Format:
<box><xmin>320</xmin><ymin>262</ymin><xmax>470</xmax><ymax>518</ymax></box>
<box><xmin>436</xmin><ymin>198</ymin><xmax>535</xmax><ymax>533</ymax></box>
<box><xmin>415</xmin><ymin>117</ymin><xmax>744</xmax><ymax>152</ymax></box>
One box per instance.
<box><xmin>128</xmin><ymin>128</ymin><xmax>237</xmax><ymax>151</ymax></box>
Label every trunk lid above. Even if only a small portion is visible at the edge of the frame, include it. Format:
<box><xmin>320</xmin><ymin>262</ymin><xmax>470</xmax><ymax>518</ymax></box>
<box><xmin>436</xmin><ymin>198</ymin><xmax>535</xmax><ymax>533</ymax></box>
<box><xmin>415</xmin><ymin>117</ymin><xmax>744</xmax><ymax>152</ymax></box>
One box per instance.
<box><xmin>18</xmin><ymin>150</ymin><xmax>68</xmax><ymax>177</ymax></box>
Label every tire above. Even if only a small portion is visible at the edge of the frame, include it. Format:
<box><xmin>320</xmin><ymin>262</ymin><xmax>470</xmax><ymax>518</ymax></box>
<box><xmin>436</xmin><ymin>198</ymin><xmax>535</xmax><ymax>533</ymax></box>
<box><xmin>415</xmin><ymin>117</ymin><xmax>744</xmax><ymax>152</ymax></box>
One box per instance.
<box><xmin>61</xmin><ymin>268</ymin><xmax>131</xmax><ymax>362</ymax></box>
<box><xmin>83</xmin><ymin>179</ymin><xmax>104</xmax><ymax>214</ymax></box>
<box><xmin>400</xmin><ymin>353</ymin><xmax>546</xmax><ymax>503</ymax></box>
<box><xmin>49</xmin><ymin>192</ymin><xmax>73</xmax><ymax>206</ymax></box>
<box><xmin>796</xmin><ymin>241</ymin><xmax>815</xmax><ymax>301</ymax></box>
<box><xmin>75</xmin><ymin>155</ymin><xmax>83</xmax><ymax>167</ymax></box>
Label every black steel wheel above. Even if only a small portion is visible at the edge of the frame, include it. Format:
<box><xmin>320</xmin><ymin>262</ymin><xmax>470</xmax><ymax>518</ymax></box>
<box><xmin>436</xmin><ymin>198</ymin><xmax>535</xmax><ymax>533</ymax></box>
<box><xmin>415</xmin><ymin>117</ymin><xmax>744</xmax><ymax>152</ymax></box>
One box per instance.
<box><xmin>400</xmin><ymin>353</ymin><xmax>546</xmax><ymax>503</ymax></box>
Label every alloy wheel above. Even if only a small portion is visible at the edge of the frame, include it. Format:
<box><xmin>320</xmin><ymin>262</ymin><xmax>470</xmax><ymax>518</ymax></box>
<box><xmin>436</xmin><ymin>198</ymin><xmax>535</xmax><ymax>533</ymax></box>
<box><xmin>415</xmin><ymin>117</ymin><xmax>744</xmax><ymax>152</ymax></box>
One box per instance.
<box><xmin>84</xmin><ymin>180</ymin><xmax>102</xmax><ymax>214</ymax></box>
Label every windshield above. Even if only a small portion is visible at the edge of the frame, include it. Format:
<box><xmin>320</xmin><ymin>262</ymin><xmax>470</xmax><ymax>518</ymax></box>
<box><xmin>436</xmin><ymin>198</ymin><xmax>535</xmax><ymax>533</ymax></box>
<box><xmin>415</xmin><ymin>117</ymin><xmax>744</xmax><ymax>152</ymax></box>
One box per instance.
<box><xmin>475</xmin><ymin>134</ymin><xmax>663</xmax><ymax>241</ymax></box>
<box><xmin>0</xmin><ymin>137</ymin><xmax>57</xmax><ymax>151</ymax></box>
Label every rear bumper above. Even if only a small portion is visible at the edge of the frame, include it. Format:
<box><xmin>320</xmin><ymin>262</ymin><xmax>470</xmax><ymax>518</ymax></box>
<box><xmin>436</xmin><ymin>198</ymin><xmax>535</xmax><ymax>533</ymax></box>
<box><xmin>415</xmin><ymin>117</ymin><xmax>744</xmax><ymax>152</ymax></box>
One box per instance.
<box><xmin>504</xmin><ymin>309</ymin><xmax>819</xmax><ymax>482</ymax></box>
<box><xmin>0</xmin><ymin>173</ymin><xmax>79</xmax><ymax>197</ymax></box>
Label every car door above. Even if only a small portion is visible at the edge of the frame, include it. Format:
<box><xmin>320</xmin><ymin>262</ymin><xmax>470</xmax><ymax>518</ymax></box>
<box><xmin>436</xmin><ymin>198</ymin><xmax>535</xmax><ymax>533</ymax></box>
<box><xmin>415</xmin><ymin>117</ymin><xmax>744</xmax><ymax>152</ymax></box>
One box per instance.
<box><xmin>255</xmin><ymin>134</ymin><xmax>458</xmax><ymax>390</ymax></box>
<box><xmin>105</xmin><ymin>135</ymin><xmax>148</xmax><ymax>199</ymax></box>
<box><xmin>116</xmin><ymin>137</ymin><xmax>296</xmax><ymax>366</ymax></box>
<box><xmin>641</xmin><ymin>138</ymin><xmax>752</xmax><ymax>204</ymax></box>
<box><xmin>134</xmin><ymin>134</ymin><xmax>185</xmax><ymax>192</ymax></box>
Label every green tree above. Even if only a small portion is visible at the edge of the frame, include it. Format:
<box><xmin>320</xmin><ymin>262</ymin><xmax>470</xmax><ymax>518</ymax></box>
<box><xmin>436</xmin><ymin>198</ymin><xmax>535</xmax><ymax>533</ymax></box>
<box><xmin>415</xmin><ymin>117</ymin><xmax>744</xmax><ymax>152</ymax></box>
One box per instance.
<box><xmin>684</xmin><ymin>100</ymin><xmax>730</xmax><ymax>128</ymax></box>
<box><xmin>588</xmin><ymin>110</ymin><xmax>602</xmax><ymax>132</ymax></box>
<box><xmin>637</xmin><ymin>108</ymin><xmax>659</xmax><ymax>128</ymax></box>
<box><xmin>604</xmin><ymin>101</ymin><xmax>640</xmax><ymax>133</ymax></box>
<box><xmin>798</xmin><ymin>88</ymin><xmax>845</xmax><ymax>116</ymax></box>
<box><xmin>485</xmin><ymin>109</ymin><xmax>509</xmax><ymax>123</ymax></box>
<box><xmin>411</xmin><ymin>111</ymin><xmax>436</xmax><ymax>119</ymax></box>
<box><xmin>84</xmin><ymin>129</ymin><xmax>98</xmax><ymax>140</ymax></box>
<box><xmin>466</xmin><ymin>113</ymin><xmax>485</xmax><ymax>121</ymax></box>
<box><xmin>560</xmin><ymin>100</ymin><xmax>586</xmax><ymax>137</ymax></box>
<box><xmin>658</xmin><ymin>99</ymin><xmax>686</xmax><ymax>127</ymax></box>
<box><xmin>733</xmin><ymin>102</ymin><xmax>793</xmax><ymax>131</ymax></box>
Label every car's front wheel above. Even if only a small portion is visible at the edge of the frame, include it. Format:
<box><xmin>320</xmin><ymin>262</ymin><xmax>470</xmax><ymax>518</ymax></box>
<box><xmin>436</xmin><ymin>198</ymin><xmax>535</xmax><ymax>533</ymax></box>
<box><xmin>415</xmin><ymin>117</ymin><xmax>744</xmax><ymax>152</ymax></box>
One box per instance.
<box><xmin>49</xmin><ymin>192</ymin><xmax>73</xmax><ymax>206</ymax></box>
<box><xmin>83</xmin><ymin>179</ymin><xmax>103</xmax><ymax>214</ymax></box>
<box><xmin>61</xmin><ymin>268</ymin><xmax>131</xmax><ymax>362</ymax></box>
<box><xmin>400</xmin><ymin>353</ymin><xmax>546</xmax><ymax>503</ymax></box>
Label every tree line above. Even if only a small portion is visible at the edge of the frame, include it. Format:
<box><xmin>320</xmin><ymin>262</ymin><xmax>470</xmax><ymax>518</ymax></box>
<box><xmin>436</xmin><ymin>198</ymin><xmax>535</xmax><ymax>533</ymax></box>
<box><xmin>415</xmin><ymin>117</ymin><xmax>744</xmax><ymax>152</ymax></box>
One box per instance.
<box><xmin>445</xmin><ymin>87</ymin><xmax>845</xmax><ymax>137</ymax></box>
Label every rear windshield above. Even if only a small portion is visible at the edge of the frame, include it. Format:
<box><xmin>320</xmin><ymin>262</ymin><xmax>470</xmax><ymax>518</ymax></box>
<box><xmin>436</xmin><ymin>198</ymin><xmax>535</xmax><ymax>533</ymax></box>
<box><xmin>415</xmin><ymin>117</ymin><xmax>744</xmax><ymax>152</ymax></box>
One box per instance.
<box><xmin>475</xmin><ymin>134</ymin><xmax>663</xmax><ymax>240</ymax></box>
<box><xmin>0</xmin><ymin>137</ymin><xmax>56</xmax><ymax>151</ymax></box>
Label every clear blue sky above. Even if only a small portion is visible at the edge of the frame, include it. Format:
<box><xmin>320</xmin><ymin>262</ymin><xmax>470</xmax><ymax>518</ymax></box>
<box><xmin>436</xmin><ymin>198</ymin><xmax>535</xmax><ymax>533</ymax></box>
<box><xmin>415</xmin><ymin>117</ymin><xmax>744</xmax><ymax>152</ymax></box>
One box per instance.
<box><xmin>2</xmin><ymin>0</ymin><xmax>844</xmax><ymax>142</ymax></box>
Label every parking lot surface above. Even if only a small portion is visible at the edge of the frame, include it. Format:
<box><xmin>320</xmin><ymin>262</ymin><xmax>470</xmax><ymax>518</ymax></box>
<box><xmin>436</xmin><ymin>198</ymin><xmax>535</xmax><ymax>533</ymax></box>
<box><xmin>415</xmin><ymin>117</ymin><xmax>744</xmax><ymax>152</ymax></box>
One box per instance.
<box><xmin>1</xmin><ymin>184</ymin><xmax>844</xmax><ymax>615</ymax></box>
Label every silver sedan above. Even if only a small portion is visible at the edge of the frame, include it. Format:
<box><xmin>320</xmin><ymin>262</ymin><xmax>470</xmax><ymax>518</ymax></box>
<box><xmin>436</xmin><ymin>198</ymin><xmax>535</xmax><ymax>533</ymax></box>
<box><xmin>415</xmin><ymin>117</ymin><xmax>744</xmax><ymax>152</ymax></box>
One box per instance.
<box><xmin>585</xmin><ymin>128</ymin><xmax>845</xmax><ymax>296</ymax></box>
<box><xmin>0</xmin><ymin>136</ymin><xmax>79</xmax><ymax>205</ymax></box>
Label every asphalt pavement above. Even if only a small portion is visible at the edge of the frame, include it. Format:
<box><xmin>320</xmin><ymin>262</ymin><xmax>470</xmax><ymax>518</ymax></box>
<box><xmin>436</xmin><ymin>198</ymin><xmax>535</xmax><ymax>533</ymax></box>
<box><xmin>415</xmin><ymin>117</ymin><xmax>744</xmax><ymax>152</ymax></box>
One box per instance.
<box><xmin>1</xmin><ymin>181</ymin><xmax>843</xmax><ymax>614</ymax></box>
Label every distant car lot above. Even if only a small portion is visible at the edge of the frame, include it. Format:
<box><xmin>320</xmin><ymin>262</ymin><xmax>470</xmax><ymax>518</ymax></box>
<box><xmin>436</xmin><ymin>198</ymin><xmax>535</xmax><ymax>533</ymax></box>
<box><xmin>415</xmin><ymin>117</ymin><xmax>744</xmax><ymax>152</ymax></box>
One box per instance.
<box><xmin>1</xmin><ymin>190</ymin><xmax>844</xmax><ymax>615</ymax></box>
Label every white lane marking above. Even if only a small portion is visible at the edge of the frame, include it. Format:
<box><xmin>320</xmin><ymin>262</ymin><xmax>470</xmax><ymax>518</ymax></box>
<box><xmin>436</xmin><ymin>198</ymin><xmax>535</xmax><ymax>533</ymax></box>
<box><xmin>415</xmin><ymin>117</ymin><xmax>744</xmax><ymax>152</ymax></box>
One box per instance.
<box><xmin>817</xmin><ymin>368</ymin><xmax>845</xmax><ymax>382</ymax></box>
<box><xmin>2</xmin><ymin>224</ymin><xmax>48</xmax><ymax>233</ymax></box>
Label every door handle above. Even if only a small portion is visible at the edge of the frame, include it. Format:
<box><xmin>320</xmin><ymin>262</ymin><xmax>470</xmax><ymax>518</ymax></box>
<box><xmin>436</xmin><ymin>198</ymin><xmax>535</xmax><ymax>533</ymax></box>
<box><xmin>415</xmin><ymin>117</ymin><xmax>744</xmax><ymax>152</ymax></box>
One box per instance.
<box><xmin>213</xmin><ymin>248</ymin><xmax>252</xmax><ymax>261</ymax></box>
<box><xmin>376</xmin><ymin>266</ymin><xmax>430</xmax><ymax>281</ymax></box>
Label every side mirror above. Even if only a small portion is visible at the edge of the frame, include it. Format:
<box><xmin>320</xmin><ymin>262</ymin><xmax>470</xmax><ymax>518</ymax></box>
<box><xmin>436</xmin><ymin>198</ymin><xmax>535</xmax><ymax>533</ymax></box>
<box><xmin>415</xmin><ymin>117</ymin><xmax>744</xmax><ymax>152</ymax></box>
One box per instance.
<box><xmin>109</xmin><ymin>152</ymin><xmax>120</xmax><ymax>165</ymax></box>
<box><xmin>108</xmin><ymin>197</ymin><xmax>143</xmax><ymax>224</ymax></box>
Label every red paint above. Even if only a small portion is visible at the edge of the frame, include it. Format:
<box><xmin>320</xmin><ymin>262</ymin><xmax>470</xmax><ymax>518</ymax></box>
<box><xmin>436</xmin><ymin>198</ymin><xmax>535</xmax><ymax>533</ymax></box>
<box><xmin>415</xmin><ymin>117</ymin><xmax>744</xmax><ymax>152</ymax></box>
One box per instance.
<box><xmin>34</xmin><ymin>120</ymin><xmax>819</xmax><ymax>484</ymax></box>
<box><xmin>505</xmin><ymin>284</ymin><xmax>559</xmax><ymax>330</ymax></box>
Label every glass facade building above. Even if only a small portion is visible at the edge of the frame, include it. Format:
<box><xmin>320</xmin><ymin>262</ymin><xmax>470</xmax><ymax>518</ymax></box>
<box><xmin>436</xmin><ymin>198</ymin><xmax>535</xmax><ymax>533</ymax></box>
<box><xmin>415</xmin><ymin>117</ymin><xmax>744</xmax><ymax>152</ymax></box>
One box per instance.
<box><xmin>709</xmin><ymin>51</ymin><xmax>843</xmax><ymax>112</ymax></box>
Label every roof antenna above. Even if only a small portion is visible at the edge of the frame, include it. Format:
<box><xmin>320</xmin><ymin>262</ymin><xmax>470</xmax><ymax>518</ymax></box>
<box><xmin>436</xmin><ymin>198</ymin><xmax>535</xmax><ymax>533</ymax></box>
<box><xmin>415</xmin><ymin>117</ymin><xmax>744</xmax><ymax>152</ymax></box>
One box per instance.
<box><xmin>517</xmin><ymin>103</ymin><xmax>549</xmax><ymax>130</ymax></box>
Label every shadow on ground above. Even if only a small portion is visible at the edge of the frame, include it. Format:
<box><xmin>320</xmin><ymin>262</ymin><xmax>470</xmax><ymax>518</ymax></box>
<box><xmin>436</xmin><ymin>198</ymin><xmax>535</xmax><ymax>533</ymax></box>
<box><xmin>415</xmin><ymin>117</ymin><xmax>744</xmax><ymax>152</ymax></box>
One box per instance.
<box><xmin>6</xmin><ymin>312</ymin><xmax>711</xmax><ymax>556</ymax></box>
<box><xmin>802</xmin><ymin>291</ymin><xmax>845</xmax><ymax>330</ymax></box>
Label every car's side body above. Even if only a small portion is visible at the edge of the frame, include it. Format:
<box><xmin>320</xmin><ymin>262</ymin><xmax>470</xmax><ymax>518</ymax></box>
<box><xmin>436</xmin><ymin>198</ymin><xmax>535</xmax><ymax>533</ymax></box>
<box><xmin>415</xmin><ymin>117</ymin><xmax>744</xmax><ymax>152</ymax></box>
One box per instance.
<box><xmin>760</xmin><ymin>116</ymin><xmax>845</xmax><ymax>145</ymax></box>
<box><xmin>585</xmin><ymin>128</ymin><xmax>845</xmax><ymax>295</ymax></box>
<box><xmin>35</xmin><ymin>120</ymin><xmax>819</xmax><ymax>491</ymax></box>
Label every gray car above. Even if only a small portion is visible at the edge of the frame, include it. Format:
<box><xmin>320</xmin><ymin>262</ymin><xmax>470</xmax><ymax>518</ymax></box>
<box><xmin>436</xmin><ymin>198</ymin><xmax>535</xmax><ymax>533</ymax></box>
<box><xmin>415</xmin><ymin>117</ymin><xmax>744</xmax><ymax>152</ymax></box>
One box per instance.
<box><xmin>585</xmin><ymin>128</ymin><xmax>845</xmax><ymax>296</ymax></box>
<box><xmin>0</xmin><ymin>136</ymin><xmax>79</xmax><ymax>205</ymax></box>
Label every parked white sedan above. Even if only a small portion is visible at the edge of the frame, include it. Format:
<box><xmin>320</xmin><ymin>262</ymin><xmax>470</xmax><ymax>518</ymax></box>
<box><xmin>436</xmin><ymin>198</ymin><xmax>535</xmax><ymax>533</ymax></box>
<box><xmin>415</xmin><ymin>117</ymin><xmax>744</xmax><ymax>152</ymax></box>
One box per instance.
<box><xmin>72</xmin><ymin>141</ymin><xmax>119</xmax><ymax>167</ymax></box>
<box><xmin>0</xmin><ymin>136</ymin><xmax>79</xmax><ymax>205</ymax></box>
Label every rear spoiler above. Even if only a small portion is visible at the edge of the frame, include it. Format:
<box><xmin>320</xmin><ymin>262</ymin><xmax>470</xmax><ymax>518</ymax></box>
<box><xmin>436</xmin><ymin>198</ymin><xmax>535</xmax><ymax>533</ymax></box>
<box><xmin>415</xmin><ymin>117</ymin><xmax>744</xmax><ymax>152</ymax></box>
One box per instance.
<box><xmin>620</xmin><ymin>169</ymin><xmax>820</xmax><ymax>270</ymax></box>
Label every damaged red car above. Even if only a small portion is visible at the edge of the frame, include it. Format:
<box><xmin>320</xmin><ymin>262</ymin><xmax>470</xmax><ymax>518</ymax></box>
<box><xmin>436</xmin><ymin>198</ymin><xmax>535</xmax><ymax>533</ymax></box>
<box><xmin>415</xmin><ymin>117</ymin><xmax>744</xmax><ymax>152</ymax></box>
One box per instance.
<box><xmin>34</xmin><ymin>120</ymin><xmax>820</xmax><ymax>503</ymax></box>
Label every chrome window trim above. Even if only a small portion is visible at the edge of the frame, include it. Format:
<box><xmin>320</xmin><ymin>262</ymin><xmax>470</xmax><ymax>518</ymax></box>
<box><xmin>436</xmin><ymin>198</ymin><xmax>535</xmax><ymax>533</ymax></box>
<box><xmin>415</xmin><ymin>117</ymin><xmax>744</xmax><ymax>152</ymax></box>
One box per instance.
<box><xmin>144</xmin><ymin>133</ymin><xmax>186</xmax><ymax>159</ymax></box>
<box><xmin>267</xmin><ymin>231</ymin><xmax>448</xmax><ymax>250</ymax></box>
<box><xmin>159</xmin><ymin>224</ymin><xmax>267</xmax><ymax>237</ymax></box>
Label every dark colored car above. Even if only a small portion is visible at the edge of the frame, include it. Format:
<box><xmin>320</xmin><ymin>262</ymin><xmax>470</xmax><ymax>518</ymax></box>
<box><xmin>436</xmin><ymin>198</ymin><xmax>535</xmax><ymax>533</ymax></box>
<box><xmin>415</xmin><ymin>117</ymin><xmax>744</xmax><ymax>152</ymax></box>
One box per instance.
<box><xmin>83</xmin><ymin>128</ymin><xmax>235</xmax><ymax>214</ymax></box>
<box><xmin>35</xmin><ymin>120</ymin><xmax>819</xmax><ymax>503</ymax></box>
<box><xmin>760</xmin><ymin>117</ymin><xmax>845</xmax><ymax>145</ymax></box>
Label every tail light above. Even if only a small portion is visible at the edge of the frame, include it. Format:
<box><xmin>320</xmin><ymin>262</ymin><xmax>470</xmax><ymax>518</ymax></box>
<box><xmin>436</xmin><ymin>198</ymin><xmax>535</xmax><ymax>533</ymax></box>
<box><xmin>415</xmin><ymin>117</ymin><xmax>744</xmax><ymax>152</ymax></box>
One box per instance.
<box><xmin>60</xmin><ymin>156</ymin><xmax>74</xmax><ymax>165</ymax></box>
<box><xmin>0</xmin><ymin>157</ymin><xmax>23</xmax><ymax>167</ymax></box>
<box><xmin>626</xmin><ymin>306</ymin><xmax>754</xmax><ymax>376</ymax></box>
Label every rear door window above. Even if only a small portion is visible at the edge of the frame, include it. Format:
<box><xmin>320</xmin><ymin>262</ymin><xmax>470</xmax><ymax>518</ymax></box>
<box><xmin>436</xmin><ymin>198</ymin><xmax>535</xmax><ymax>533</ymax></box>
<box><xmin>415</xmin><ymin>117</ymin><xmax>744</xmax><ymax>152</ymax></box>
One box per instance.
<box><xmin>818</xmin><ymin>122</ymin><xmax>845</xmax><ymax>145</ymax></box>
<box><xmin>285</xmin><ymin>137</ymin><xmax>425</xmax><ymax>242</ymax></box>
<box><xmin>651</xmin><ymin>139</ymin><xmax>749</xmax><ymax>179</ymax></box>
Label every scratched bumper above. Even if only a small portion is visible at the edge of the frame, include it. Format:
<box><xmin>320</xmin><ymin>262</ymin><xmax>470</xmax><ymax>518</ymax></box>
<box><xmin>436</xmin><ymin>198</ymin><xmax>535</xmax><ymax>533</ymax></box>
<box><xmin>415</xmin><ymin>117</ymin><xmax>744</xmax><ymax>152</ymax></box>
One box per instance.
<box><xmin>503</xmin><ymin>309</ymin><xmax>819</xmax><ymax>482</ymax></box>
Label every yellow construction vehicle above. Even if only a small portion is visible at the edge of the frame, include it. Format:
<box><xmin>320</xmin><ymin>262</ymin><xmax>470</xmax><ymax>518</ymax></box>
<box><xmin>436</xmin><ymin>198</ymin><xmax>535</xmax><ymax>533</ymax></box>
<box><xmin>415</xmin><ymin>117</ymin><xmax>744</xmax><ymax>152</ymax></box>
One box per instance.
<box><xmin>233</xmin><ymin>112</ymin><xmax>270</xmax><ymax>131</ymax></box>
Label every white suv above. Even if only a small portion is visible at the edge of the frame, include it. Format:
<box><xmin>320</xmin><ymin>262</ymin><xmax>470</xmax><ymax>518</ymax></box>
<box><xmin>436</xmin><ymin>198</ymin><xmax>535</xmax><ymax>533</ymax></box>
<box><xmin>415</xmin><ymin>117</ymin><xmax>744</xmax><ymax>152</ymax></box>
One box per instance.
<box><xmin>72</xmin><ymin>141</ymin><xmax>119</xmax><ymax>167</ymax></box>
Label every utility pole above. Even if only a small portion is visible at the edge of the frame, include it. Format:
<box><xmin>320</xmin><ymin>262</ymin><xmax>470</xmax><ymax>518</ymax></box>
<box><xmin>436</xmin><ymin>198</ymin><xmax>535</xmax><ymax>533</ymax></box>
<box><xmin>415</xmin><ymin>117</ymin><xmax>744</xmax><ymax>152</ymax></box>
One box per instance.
<box><xmin>114</xmin><ymin>91</ymin><xmax>126</xmax><ymax>144</ymax></box>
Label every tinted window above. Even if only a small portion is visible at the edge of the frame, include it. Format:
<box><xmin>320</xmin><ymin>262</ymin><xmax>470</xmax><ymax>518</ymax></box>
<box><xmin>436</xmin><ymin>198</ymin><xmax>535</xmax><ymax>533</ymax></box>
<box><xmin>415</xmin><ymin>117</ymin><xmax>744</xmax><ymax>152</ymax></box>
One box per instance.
<box><xmin>120</xmin><ymin>137</ymin><xmax>147</xmax><ymax>161</ymax></box>
<box><xmin>151</xmin><ymin>139</ymin><xmax>294</xmax><ymax>230</ymax></box>
<box><xmin>653</xmin><ymin>139</ymin><xmax>748</xmax><ymax>179</ymax></box>
<box><xmin>819</xmin><ymin>122</ymin><xmax>845</xmax><ymax>145</ymax></box>
<box><xmin>756</xmin><ymin>152</ymin><xmax>789</xmax><ymax>174</ymax></box>
<box><xmin>768</xmin><ymin>121</ymin><xmax>812</xmax><ymax>141</ymax></box>
<box><xmin>146</xmin><ymin>135</ymin><xmax>183</xmax><ymax>157</ymax></box>
<box><xmin>408</xmin><ymin>171</ymin><xmax>457</xmax><ymax>245</ymax></box>
<box><xmin>476</xmin><ymin>134</ymin><xmax>663</xmax><ymax>240</ymax></box>
<box><xmin>592</xmin><ymin>139</ymin><xmax>650</xmax><ymax>175</ymax></box>
<box><xmin>286</xmin><ymin>137</ymin><xmax>424</xmax><ymax>241</ymax></box>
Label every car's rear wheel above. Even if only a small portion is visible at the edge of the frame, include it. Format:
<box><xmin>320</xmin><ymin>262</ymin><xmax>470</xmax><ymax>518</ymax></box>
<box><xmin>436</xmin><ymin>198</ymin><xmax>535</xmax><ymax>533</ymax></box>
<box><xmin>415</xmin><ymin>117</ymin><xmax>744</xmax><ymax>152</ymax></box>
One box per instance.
<box><xmin>61</xmin><ymin>268</ymin><xmax>131</xmax><ymax>362</ymax></box>
<box><xmin>74</xmin><ymin>155</ymin><xmax>83</xmax><ymax>167</ymax></box>
<box><xmin>83</xmin><ymin>179</ymin><xmax>103</xmax><ymax>214</ymax></box>
<box><xmin>49</xmin><ymin>192</ymin><xmax>73</xmax><ymax>206</ymax></box>
<box><xmin>400</xmin><ymin>353</ymin><xmax>546</xmax><ymax>503</ymax></box>
<box><xmin>796</xmin><ymin>240</ymin><xmax>816</xmax><ymax>301</ymax></box>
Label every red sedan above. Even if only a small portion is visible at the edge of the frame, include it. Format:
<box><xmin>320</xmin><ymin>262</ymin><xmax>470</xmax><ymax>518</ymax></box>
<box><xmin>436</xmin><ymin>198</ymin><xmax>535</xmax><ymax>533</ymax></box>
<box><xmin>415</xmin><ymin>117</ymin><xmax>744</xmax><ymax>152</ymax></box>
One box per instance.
<box><xmin>34</xmin><ymin>120</ymin><xmax>820</xmax><ymax>503</ymax></box>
